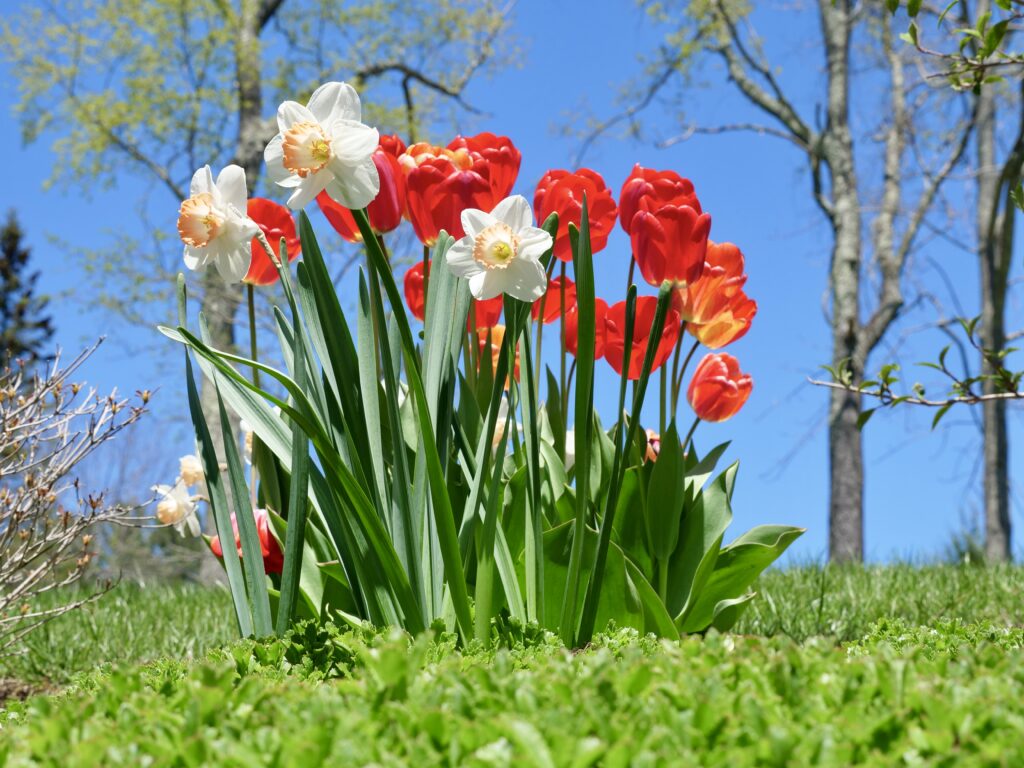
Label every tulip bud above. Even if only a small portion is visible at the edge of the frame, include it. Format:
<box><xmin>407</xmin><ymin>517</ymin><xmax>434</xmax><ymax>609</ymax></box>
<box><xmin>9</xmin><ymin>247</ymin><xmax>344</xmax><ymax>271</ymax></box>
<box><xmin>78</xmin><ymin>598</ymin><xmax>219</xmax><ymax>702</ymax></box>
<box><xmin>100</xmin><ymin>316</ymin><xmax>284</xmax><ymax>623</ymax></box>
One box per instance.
<box><xmin>687</xmin><ymin>353</ymin><xmax>753</xmax><ymax>423</ymax></box>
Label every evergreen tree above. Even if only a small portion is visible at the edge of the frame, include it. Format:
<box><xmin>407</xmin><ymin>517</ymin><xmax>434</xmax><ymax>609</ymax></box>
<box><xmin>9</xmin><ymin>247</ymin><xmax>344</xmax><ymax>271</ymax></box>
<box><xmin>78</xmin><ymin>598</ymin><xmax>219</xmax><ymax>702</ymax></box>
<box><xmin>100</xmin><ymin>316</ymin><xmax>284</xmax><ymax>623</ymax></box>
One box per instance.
<box><xmin>0</xmin><ymin>210</ymin><xmax>54</xmax><ymax>363</ymax></box>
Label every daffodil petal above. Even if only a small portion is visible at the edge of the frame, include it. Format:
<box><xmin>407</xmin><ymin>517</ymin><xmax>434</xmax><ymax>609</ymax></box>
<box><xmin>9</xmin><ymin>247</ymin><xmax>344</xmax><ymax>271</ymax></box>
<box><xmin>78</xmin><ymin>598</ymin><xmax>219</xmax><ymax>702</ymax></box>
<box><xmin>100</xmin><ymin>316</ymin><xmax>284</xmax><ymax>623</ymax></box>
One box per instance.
<box><xmin>277</xmin><ymin>100</ymin><xmax>315</xmax><ymax>133</ymax></box>
<box><xmin>326</xmin><ymin>157</ymin><xmax>380</xmax><ymax>209</ymax></box>
<box><xmin>461</xmin><ymin>208</ymin><xmax>495</xmax><ymax>239</ymax></box>
<box><xmin>265</xmin><ymin>135</ymin><xmax>301</xmax><ymax>188</ymax></box>
<box><xmin>330</xmin><ymin>121</ymin><xmax>379</xmax><ymax>165</ymax></box>
<box><xmin>468</xmin><ymin>271</ymin><xmax>493</xmax><ymax>299</ymax></box>
<box><xmin>446</xmin><ymin>239</ymin><xmax>478</xmax><ymax>277</ymax></box>
<box><xmin>286</xmin><ymin>171</ymin><xmax>332</xmax><ymax>210</ymax></box>
<box><xmin>216</xmin><ymin>165</ymin><xmax>249</xmax><ymax>211</ymax></box>
<box><xmin>308</xmin><ymin>81</ymin><xmax>361</xmax><ymax>124</ymax></box>
<box><xmin>189</xmin><ymin>165</ymin><xmax>215</xmax><ymax>197</ymax></box>
<box><xmin>183</xmin><ymin>245</ymin><xmax>206</xmax><ymax>271</ymax></box>
<box><xmin>492</xmin><ymin>195</ymin><xmax>533</xmax><ymax>231</ymax></box>
<box><xmin>501</xmin><ymin>256</ymin><xmax>548</xmax><ymax>302</ymax></box>
<box><xmin>516</xmin><ymin>227</ymin><xmax>553</xmax><ymax>262</ymax></box>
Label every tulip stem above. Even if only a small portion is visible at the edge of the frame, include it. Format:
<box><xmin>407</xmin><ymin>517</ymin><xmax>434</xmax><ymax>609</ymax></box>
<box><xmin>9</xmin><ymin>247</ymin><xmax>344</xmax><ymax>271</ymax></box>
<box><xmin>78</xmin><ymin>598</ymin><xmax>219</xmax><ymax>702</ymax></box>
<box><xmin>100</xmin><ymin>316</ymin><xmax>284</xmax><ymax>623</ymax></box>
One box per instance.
<box><xmin>534</xmin><ymin>257</ymin><xmax>558</xmax><ymax>398</ymax></box>
<box><xmin>559</xmin><ymin>262</ymin><xmax>568</xmax><ymax>417</ymax></box>
<box><xmin>682</xmin><ymin>416</ymin><xmax>701</xmax><ymax>455</ymax></box>
<box><xmin>627</xmin><ymin>258</ymin><xmax>636</xmax><ymax>289</ymax></box>
<box><xmin>659</xmin><ymin>366</ymin><xmax>667</xmax><ymax>437</ymax></box>
<box><xmin>672</xmin><ymin>340</ymin><xmax>700</xmax><ymax>414</ymax></box>
<box><xmin>421</xmin><ymin>244</ymin><xmax>430</xmax><ymax>318</ymax></box>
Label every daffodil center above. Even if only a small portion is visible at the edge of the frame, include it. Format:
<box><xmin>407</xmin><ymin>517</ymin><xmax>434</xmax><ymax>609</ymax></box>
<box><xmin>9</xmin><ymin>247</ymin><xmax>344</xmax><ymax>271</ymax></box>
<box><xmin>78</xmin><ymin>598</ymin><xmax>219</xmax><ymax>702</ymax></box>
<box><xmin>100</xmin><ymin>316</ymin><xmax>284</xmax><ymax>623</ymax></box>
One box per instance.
<box><xmin>282</xmin><ymin>121</ymin><xmax>333</xmax><ymax>177</ymax></box>
<box><xmin>473</xmin><ymin>223</ymin><xmax>519</xmax><ymax>270</ymax></box>
<box><xmin>177</xmin><ymin>192</ymin><xmax>223</xmax><ymax>248</ymax></box>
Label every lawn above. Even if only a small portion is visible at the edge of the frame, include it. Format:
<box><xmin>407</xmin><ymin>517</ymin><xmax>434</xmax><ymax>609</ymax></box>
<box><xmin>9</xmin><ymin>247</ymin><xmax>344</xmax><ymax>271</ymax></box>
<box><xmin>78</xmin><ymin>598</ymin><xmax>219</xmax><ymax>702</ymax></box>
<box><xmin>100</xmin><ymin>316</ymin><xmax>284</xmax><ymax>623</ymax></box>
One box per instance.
<box><xmin>2</xmin><ymin>565</ymin><xmax>1023</xmax><ymax>766</ymax></box>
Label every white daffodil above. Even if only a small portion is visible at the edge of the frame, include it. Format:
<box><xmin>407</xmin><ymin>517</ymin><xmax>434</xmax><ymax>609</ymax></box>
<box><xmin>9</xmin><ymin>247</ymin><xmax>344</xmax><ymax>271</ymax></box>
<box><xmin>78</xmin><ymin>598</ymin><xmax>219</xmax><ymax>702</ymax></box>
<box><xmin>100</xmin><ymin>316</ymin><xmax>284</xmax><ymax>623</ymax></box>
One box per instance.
<box><xmin>564</xmin><ymin>429</ymin><xmax>576</xmax><ymax>473</ymax></box>
<box><xmin>178</xmin><ymin>455</ymin><xmax>205</xmax><ymax>488</ymax></box>
<box><xmin>446</xmin><ymin>195</ymin><xmax>552</xmax><ymax>302</ymax></box>
<box><xmin>151</xmin><ymin>479</ymin><xmax>201</xmax><ymax>537</ymax></box>
<box><xmin>239</xmin><ymin>419</ymin><xmax>254</xmax><ymax>465</ymax></box>
<box><xmin>264</xmin><ymin>81</ymin><xmax>380</xmax><ymax>210</ymax></box>
<box><xmin>177</xmin><ymin>164</ymin><xmax>260</xmax><ymax>283</ymax></box>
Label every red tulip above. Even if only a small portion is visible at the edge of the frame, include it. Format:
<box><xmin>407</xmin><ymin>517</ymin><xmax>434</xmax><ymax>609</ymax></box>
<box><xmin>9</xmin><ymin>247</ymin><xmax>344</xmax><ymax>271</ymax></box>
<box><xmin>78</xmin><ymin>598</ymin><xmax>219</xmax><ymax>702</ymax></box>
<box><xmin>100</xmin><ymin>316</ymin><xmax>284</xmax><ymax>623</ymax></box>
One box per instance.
<box><xmin>687</xmin><ymin>353</ymin><xmax>752</xmax><ymax>422</ymax></box>
<box><xmin>565</xmin><ymin>298</ymin><xmax>609</xmax><ymax>360</ymax></box>
<box><xmin>619</xmin><ymin>165</ymin><xmax>701</xmax><ymax>235</ymax></box>
<box><xmin>467</xmin><ymin>296</ymin><xmax>503</xmax><ymax>331</ymax></box>
<box><xmin>210</xmin><ymin>508</ymin><xmax>284</xmax><ymax>574</ymax></box>
<box><xmin>532</xmin><ymin>276</ymin><xmax>577</xmax><ymax>324</ymax></box>
<box><xmin>603</xmin><ymin>296</ymin><xmax>680</xmax><ymax>380</ymax></box>
<box><xmin>533</xmin><ymin>169</ymin><xmax>618</xmax><ymax>262</ymax></box>
<box><xmin>447</xmin><ymin>132</ymin><xmax>521</xmax><ymax>200</ymax></box>
<box><xmin>404</xmin><ymin>260</ymin><xmax>428</xmax><ymax>322</ymax></box>
<box><xmin>400</xmin><ymin>134</ymin><xmax>521</xmax><ymax>245</ymax></box>
<box><xmin>245</xmin><ymin>198</ymin><xmax>300</xmax><ymax>286</ymax></box>
<box><xmin>630</xmin><ymin>205</ymin><xmax>711</xmax><ymax>287</ymax></box>
<box><xmin>317</xmin><ymin>135</ymin><xmax>407</xmax><ymax>242</ymax></box>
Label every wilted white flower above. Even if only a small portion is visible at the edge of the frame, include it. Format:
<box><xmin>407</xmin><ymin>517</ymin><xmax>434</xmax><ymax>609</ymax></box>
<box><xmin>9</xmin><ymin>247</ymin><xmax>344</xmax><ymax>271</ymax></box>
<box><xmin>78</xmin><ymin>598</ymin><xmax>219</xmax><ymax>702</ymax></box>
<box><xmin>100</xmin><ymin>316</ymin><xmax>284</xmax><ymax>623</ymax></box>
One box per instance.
<box><xmin>178</xmin><ymin>455</ymin><xmax>205</xmax><ymax>487</ymax></box>
<box><xmin>446</xmin><ymin>195</ymin><xmax>551</xmax><ymax>302</ymax></box>
<box><xmin>151</xmin><ymin>479</ymin><xmax>200</xmax><ymax>537</ymax></box>
<box><xmin>240</xmin><ymin>419</ymin><xmax>254</xmax><ymax>465</ymax></box>
<box><xmin>177</xmin><ymin>164</ymin><xmax>260</xmax><ymax>282</ymax></box>
<box><xmin>564</xmin><ymin>429</ymin><xmax>575</xmax><ymax>472</ymax></box>
<box><xmin>264</xmin><ymin>81</ymin><xmax>380</xmax><ymax>210</ymax></box>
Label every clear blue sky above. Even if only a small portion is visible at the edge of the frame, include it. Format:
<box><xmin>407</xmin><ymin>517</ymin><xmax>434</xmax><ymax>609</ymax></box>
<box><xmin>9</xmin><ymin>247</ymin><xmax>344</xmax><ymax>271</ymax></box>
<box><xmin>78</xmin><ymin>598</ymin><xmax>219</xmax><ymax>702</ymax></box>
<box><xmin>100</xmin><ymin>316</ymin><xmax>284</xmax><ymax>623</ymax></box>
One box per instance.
<box><xmin>1</xmin><ymin>1</ymin><xmax>1018</xmax><ymax>562</ymax></box>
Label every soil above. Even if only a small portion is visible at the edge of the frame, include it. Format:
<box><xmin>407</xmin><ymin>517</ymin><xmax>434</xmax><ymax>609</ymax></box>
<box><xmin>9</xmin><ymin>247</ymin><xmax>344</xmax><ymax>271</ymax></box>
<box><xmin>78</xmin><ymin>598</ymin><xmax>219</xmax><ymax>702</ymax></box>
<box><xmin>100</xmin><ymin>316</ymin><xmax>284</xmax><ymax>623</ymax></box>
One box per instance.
<box><xmin>0</xmin><ymin>678</ymin><xmax>50</xmax><ymax>707</ymax></box>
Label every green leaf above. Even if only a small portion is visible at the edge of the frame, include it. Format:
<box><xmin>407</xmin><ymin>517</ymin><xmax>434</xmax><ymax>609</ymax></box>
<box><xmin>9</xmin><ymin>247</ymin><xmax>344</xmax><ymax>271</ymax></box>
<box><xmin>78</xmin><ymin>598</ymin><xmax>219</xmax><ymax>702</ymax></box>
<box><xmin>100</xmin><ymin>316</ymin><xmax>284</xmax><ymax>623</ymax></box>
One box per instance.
<box><xmin>679</xmin><ymin>525</ymin><xmax>804</xmax><ymax>633</ymax></box>
<box><xmin>648</xmin><ymin>421</ymin><xmax>685</xmax><ymax>563</ymax></box>
<box><xmin>710</xmin><ymin>593</ymin><xmax>756</xmax><ymax>633</ymax></box>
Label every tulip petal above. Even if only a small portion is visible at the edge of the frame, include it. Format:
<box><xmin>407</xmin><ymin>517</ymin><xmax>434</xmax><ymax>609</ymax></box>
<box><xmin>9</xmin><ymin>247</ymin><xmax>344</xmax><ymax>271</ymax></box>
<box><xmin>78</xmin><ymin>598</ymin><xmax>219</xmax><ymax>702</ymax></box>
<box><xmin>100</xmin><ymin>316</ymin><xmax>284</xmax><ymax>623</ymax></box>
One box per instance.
<box><xmin>492</xmin><ymin>194</ymin><xmax>533</xmax><ymax>231</ymax></box>
<box><xmin>216</xmin><ymin>165</ymin><xmax>249</xmax><ymax>212</ymax></box>
<box><xmin>307</xmin><ymin>81</ymin><xmax>361</xmax><ymax>124</ymax></box>
<box><xmin>326</xmin><ymin>157</ymin><xmax>380</xmax><ymax>209</ymax></box>
<box><xmin>330</xmin><ymin>121</ymin><xmax>379</xmax><ymax>166</ymax></box>
<box><xmin>277</xmin><ymin>100</ymin><xmax>315</xmax><ymax>133</ymax></box>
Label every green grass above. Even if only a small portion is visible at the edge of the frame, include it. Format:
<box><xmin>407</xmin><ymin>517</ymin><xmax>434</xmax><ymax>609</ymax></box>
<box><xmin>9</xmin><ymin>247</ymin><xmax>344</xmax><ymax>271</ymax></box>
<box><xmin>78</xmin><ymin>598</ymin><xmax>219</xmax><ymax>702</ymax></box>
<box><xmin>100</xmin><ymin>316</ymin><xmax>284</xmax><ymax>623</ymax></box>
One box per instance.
<box><xmin>0</xmin><ymin>583</ymin><xmax>234</xmax><ymax>685</ymax></box>
<box><xmin>2</xmin><ymin>565</ymin><xmax>1023</xmax><ymax>766</ymax></box>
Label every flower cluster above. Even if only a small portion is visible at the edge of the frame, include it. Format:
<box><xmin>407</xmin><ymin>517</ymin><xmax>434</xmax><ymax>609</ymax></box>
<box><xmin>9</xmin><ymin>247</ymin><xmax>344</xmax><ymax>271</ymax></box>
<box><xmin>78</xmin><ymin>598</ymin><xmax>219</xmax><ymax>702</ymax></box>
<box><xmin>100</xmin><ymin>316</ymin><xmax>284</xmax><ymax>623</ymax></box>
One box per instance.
<box><xmin>150</xmin><ymin>455</ymin><xmax>204</xmax><ymax>537</ymax></box>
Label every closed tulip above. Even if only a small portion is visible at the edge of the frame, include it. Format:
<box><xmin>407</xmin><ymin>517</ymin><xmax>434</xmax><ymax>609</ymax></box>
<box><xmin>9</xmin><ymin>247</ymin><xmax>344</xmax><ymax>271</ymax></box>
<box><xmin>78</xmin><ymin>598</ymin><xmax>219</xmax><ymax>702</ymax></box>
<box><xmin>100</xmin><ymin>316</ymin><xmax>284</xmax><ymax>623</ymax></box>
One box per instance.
<box><xmin>630</xmin><ymin>204</ymin><xmax>711</xmax><ymax>287</ymax></box>
<box><xmin>403</xmin><ymin>259</ymin><xmax>428</xmax><ymax>321</ymax></box>
<box><xmin>619</xmin><ymin>164</ymin><xmax>701</xmax><ymax>236</ymax></box>
<box><xmin>316</xmin><ymin>134</ymin><xmax>407</xmax><ymax>241</ymax></box>
<box><xmin>210</xmin><ymin>508</ymin><xmax>284</xmax><ymax>575</ymax></box>
<box><xmin>565</xmin><ymin>298</ymin><xmax>609</xmax><ymax>361</ymax></box>
<box><xmin>603</xmin><ymin>296</ymin><xmax>680</xmax><ymax>380</ymax></box>
<box><xmin>533</xmin><ymin>169</ymin><xmax>618</xmax><ymax>262</ymax></box>
<box><xmin>532</xmin><ymin>276</ymin><xmax>577</xmax><ymax>324</ymax></box>
<box><xmin>244</xmin><ymin>198</ymin><xmax>300</xmax><ymax>286</ymax></box>
<box><xmin>687</xmin><ymin>353</ymin><xmax>752</xmax><ymax>422</ymax></box>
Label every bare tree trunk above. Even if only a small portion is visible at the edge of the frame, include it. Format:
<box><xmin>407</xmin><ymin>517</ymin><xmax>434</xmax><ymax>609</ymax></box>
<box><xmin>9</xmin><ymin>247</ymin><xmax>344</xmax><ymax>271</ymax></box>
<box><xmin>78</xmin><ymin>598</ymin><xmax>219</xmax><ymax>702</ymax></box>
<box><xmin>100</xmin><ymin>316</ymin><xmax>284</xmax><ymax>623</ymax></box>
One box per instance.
<box><xmin>975</xmin><ymin>76</ymin><xmax>1012</xmax><ymax>562</ymax></box>
<box><xmin>821</xmin><ymin>0</ymin><xmax>865</xmax><ymax>562</ymax></box>
<box><xmin>197</xmin><ymin>0</ymin><xmax>271</xmax><ymax>583</ymax></box>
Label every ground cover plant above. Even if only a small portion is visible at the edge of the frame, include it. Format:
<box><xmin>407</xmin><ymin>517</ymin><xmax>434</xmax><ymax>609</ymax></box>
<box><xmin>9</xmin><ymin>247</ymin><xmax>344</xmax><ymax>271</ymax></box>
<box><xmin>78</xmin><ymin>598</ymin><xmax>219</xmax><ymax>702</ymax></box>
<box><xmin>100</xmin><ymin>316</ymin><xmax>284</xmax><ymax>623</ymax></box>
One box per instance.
<box><xmin>3</xmin><ymin>571</ymin><xmax>1024</xmax><ymax>767</ymax></box>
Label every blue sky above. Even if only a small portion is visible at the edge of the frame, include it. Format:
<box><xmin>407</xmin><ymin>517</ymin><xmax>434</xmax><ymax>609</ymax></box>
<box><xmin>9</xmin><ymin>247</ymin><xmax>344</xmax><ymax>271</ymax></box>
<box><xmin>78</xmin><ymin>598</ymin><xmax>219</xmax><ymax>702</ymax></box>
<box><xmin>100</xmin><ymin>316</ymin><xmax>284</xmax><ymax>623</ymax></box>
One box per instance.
<box><xmin>1</xmin><ymin>1</ymin><xmax>1018</xmax><ymax>562</ymax></box>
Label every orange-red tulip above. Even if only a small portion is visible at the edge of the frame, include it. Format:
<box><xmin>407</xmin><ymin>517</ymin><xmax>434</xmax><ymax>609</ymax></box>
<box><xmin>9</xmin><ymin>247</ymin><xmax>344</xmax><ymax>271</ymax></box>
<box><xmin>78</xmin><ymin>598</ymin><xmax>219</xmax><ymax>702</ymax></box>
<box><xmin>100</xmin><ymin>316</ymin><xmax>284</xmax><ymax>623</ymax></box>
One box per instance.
<box><xmin>316</xmin><ymin>134</ymin><xmax>407</xmax><ymax>242</ymax></box>
<box><xmin>687</xmin><ymin>353</ymin><xmax>752</xmax><ymax>422</ymax></box>
<box><xmin>565</xmin><ymin>298</ymin><xmax>609</xmax><ymax>360</ymax></box>
<box><xmin>210</xmin><ymin>508</ymin><xmax>284</xmax><ymax>574</ymax></box>
<box><xmin>689</xmin><ymin>291</ymin><xmax>757</xmax><ymax>349</ymax></box>
<box><xmin>533</xmin><ymin>169</ymin><xmax>618</xmax><ymax>262</ymax></box>
<box><xmin>401</xmin><ymin>134</ymin><xmax>521</xmax><ymax>245</ymax></box>
<box><xmin>532</xmin><ymin>276</ymin><xmax>577</xmax><ymax>324</ymax></box>
<box><xmin>603</xmin><ymin>296</ymin><xmax>680</xmax><ymax>380</ymax></box>
<box><xmin>478</xmin><ymin>324</ymin><xmax>520</xmax><ymax>384</ymax></box>
<box><xmin>245</xmin><ymin>198</ymin><xmax>300</xmax><ymax>286</ymax></box>
<box><xmin>404</xmin><ymin>260</ymin><xmax>428</xmax><ymax>322</ymax></box>
<box><xmin>619</xmin><ymin>164</ymin><xmax>701</xmax><ymax>236</ymax></box>
<box><xmin>630</xmin><ymin>204</ymin><xmax>710</xmax><ymax>287</ymax></box>
<box><xmin>674</xmin><ymin>241</ymin><xmax>746</xmax><ymax>324</ymax></box>
<box><xmin>468</xmin><ymin>296</ymin><xmax>504</xmax><ymax>331</ymax></box>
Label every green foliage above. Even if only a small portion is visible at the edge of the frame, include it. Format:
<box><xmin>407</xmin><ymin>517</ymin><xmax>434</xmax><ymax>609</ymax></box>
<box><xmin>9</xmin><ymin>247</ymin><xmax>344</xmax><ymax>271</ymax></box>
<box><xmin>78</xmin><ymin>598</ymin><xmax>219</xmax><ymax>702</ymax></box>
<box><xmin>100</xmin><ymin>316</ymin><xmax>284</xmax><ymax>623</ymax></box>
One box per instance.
<box><xmin>7</xmin><ymin>615</ymin><xmax>1024</xmax><ymax>765</ymax></box>
<box><xmin>0</xmin><ymin>210</ymin><xmax>53</xmax><ymax>364</ymax></box>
